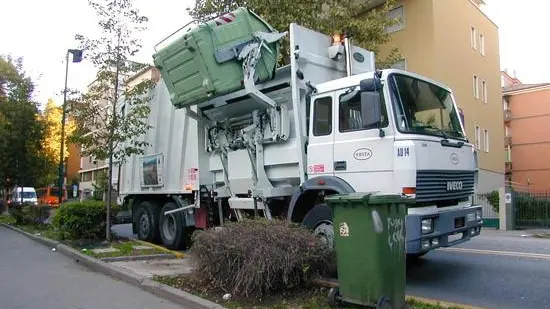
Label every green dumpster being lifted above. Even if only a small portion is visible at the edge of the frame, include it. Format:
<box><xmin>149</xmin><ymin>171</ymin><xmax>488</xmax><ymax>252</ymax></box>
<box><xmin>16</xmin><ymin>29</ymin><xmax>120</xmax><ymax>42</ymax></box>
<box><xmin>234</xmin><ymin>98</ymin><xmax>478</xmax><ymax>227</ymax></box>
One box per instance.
<box><xmin>152</xmin><ymin>7</ymin><xmax>282</xmax><ymax>109</ymax></box>
<box><xmin>324</xmin><ymin>193</ymin><xmax>414</xmax><ymax>309</ymax></box>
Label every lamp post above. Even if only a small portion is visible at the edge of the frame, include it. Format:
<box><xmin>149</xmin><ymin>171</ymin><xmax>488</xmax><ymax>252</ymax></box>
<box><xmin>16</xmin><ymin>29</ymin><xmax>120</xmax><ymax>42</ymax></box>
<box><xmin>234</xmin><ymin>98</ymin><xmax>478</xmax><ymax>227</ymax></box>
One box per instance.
<box><xmin>58</xmin><ymin>49</ymin><xmax>83</xmax><ymax>205</ymax></box>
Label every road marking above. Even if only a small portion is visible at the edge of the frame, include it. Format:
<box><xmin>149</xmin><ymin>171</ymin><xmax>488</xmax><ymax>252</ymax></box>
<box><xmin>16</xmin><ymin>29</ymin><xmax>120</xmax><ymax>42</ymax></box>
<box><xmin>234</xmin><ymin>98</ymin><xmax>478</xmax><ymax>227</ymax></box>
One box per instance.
<box><xmin>406</xmin><ymin>295</ymin><xmax>488</xmax><ymax>309</ymax></box>
<box><xmin>440</xmin><ymin>247</ymin><xmax>550</xmax><ymax>260</ymax></box>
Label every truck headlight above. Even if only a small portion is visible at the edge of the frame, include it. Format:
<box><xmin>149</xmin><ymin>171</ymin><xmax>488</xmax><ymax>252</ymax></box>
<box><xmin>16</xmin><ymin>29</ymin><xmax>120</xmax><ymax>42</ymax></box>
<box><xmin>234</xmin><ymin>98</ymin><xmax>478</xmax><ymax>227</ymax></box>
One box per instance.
<box><xmin>476</xmin><ymin>209</ymin><xmax>482</xmax><ymax>221</ymax></box>
<box><xmin>422</xmin><ymin>218</ymin><xmax>434</xmax><ymax>234</ymax></box>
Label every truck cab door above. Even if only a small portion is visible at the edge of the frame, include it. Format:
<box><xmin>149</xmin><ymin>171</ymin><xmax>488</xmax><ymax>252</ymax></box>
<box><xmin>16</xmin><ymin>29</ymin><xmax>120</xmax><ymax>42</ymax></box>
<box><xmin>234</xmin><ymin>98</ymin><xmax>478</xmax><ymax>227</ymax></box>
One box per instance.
<box><xmin>306</xmin><ymin>95</ymin><xmax>335</xmax><ymax>177</ymax></box>
<box><xmin>332</xmin><ymin>87</ymin><xmax>394</xmax><ymax>192</ymax></box>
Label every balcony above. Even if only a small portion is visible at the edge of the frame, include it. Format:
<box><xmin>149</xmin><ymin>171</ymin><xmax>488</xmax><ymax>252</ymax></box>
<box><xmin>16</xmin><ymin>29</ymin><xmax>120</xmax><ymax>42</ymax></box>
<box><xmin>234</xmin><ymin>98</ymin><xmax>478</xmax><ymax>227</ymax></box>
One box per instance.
<box><xmin>504</xmin><ymin>136</ymin><xmax>512</xmax><ymax>146</ymax></box>
<box><xmin>504</xmin><ymin>109</ymin><xmax>512</xmax><ymax>121</ymax></box>
<box><xmin>505</xmin><ymin>161</ymin><xmax>513</xmax><ymax>174</ymax></box>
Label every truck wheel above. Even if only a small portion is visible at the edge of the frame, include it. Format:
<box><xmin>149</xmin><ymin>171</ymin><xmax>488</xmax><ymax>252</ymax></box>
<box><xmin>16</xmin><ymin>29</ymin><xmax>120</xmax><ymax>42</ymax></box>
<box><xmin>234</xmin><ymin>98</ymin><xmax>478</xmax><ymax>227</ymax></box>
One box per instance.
<box><xmin>159</xmin><ymin>202</ymin><xmax>185</xmax><ymax>250</ymax></box>
<box><xmin>303</xmin><ymin>204</ymin><xmax>334</xmax><ymax>249</ymax></box>
<box><xmin>135</xmin><ymin>201</ymin><xmax>160</xmax><ymax>243</ymax></box>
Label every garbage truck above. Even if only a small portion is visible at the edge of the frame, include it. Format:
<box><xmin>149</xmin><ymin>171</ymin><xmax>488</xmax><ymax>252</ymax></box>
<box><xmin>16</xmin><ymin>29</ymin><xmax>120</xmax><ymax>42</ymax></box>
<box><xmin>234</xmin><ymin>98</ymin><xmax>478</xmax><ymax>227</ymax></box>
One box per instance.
<box><xmin>115</xmin><ymin>7</ymin><xmax>483</xmax><ymax>257</ymax></box>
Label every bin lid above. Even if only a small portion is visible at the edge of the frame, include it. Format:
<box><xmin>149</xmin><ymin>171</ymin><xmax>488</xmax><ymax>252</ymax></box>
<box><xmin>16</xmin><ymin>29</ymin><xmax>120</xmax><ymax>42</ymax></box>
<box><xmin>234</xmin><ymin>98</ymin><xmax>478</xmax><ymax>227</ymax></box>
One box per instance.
<box><xmin>324</xmin><ymin>192</ymin><xmax>415</xmax><ymax>205</ymax></box>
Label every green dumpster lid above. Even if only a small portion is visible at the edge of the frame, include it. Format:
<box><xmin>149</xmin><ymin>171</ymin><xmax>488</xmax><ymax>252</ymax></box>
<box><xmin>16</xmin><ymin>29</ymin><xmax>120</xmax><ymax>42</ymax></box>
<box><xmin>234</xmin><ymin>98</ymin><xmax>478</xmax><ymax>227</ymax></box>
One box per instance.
<box><xmin>324</xmin><ymin>192</ymin><xmax>415</xmax><ymax>205</ymax></box>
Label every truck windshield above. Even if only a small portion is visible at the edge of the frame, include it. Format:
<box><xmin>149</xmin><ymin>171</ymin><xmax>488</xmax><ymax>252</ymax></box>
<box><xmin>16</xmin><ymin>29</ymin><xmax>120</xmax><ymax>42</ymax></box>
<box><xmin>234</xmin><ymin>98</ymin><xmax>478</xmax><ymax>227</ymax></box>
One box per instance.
<box><xmin>390</xmin><ymin>74</ymin><xmax>465</xmax><ymax>140</ymax></box>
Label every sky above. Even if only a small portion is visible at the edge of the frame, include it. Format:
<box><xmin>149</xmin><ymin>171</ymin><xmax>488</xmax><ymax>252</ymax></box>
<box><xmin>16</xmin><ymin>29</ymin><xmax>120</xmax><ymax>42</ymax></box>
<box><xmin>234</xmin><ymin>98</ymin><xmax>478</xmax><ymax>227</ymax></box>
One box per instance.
<box><xmin>1</xmin><ymin>0</ymin><xmax>549</xmax><ymax>107</ymax></box>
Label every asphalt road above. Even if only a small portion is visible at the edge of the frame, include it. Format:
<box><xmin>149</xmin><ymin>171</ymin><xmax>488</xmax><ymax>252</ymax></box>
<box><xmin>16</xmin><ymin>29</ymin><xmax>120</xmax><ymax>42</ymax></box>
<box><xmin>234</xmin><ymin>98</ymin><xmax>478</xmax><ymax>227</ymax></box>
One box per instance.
<box><xmin>406</xmin><ymin>228</ymin><xmax>550</xmax><ymax>309</ymax></box>
<box><xmin>0</xmin><ymin>227</ymin><xmax>185</xmax><ymax>309</ymax></box>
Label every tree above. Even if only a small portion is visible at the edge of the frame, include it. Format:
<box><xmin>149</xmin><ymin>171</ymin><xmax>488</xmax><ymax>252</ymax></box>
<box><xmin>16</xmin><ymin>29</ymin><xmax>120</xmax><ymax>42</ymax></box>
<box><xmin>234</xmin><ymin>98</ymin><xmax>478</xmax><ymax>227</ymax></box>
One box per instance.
<box><xmin>70</xmin><ymin>0</ymin><xmax>154</xmax><ymax>241</ymax></box>
<box><xmin>0</xmin><ymin>56</ymin><xmax>53</xmax><ymax>194</ymax></box>
<box><xmin>41</xmin><ymin>98</ymin><xmax>76</xmax><ymax>186</ymax></box>
<box><xmin>187</xmin><ymin>0</ymin><xmax>402</xmax><ymax>68</ymax></box>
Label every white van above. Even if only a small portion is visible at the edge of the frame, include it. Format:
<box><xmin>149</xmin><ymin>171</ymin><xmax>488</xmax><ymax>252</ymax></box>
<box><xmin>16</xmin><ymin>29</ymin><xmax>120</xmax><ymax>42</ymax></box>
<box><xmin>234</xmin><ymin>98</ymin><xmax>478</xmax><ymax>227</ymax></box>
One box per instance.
<box><xmin>8</xmin><ymin>187</ymin><xmax>38</xmax><ymax>206</ymax></box>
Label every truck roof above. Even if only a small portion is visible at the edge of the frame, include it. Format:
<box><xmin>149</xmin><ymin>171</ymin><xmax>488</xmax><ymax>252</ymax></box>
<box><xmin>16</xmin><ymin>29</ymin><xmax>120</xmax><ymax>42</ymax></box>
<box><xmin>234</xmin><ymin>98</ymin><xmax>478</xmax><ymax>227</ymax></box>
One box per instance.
<box><xmin>314</xmin><ymin>69</ymin><xmax>454</xmax><ymax>95</ymax></box>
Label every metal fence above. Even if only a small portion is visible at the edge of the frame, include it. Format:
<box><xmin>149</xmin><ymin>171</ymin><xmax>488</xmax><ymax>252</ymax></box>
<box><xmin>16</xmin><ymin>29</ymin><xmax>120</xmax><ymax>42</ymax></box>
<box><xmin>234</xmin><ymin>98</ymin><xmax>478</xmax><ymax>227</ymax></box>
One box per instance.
<box><xmin>513</xmin><ymin>190</ymin><xmax>550</xmax><ymax>229</ymax></box>
<box><xmin>471</xmin><ymin>193</ymin><xmax>499</xmax><ymax>227</ymax></box>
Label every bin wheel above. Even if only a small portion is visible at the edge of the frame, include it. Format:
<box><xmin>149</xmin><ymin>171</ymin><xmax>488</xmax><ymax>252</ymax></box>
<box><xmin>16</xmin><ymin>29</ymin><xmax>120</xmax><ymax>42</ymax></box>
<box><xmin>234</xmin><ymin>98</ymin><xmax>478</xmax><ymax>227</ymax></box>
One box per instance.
<box><xmin>327</xmin><ymin>287</ymin><xmax>341</xmax><ymax>308</ymax></box>
<box><xmin>376</xmin><ymin>296</ymin><xmax>392</xmax><ymax>309</ymax></box>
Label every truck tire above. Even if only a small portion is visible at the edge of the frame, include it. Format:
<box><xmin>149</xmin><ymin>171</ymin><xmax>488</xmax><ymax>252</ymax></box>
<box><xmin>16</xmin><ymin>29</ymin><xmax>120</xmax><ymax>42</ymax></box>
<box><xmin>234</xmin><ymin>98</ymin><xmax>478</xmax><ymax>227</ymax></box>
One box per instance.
<box><xmin>159</xmin><ymin>202</ymin><xmax>185</xmax><ymax>250</ymax></box>
<box><xmin>302</xmin><ymin>204</ymin><xmax>334</xmax><ymax>249</ymax></box>
<box><xmin>135</xmin><ymin>201</ymin><xmax>161</xmax><ymax>243</ymax></box>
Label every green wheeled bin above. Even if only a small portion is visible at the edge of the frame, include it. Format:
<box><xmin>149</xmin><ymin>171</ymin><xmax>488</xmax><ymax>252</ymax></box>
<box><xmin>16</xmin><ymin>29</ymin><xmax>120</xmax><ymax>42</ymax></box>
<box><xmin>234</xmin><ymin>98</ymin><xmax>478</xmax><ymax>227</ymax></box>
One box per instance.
<box><xmin>324</xmin><ymin>193</ymin><xmax>413</xmax><ymax>309</ymax></box>
<box><xmin>152</xmin><ymin>7</ymin><xmax>282</xmax><ymax>109</ymax></box>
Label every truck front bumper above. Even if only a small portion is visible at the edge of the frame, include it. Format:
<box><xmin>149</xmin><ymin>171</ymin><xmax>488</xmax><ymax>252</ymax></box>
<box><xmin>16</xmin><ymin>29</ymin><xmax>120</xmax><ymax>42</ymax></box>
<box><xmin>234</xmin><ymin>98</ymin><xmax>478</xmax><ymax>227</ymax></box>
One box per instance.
<box><xmin>406</xmin><ymin>205</ymin><xmax>483</xmax><ymax>255</ymax></box>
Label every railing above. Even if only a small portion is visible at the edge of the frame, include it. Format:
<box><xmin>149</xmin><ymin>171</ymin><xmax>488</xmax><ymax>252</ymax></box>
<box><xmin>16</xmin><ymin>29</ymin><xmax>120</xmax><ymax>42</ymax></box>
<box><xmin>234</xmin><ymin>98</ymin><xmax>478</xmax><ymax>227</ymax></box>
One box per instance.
<box><xmin>505</xmin><ymin>161</ymin><xmax>513</xmax><ymax>174</ymax></box>
<box><xmin>504</xmin><ymin>136</ymin><xmax>512</xmax><ymax>146</ymax></box>
<box><xmin>514</xmin><ymin>190</ymin><xmax>550</xmax><ymax>229</ymax></box>
<box><xmin>504</xmin><ymin>109</ymin><xmax>512</xmax><ymax>121</ymax></box>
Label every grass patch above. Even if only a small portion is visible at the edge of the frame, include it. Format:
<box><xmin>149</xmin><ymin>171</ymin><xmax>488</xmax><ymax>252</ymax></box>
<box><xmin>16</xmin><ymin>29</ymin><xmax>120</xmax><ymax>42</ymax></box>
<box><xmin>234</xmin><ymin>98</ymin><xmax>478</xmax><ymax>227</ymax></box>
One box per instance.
<box><xmin>153</xmin><ymin>275</ymin><xmax>471</xmax><ymax>309</ymax></box>
<box><xmin>79</xmin><ymin>239</ymin><xmax>169</xmax><ymax>259</ymax></box>
<box><xmin>0</xmin><ymin>214</ymin><xmax>16</xmax><ymax>224</ymax></box>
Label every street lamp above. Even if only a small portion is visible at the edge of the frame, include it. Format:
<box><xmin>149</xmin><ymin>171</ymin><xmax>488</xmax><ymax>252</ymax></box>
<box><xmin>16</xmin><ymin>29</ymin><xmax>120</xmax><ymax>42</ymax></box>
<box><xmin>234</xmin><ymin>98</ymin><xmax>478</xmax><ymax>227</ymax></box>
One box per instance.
<box><xmin>58</xmin><ymin>49</ymin><xmax>83</xmax><ymax>205</ymax></box>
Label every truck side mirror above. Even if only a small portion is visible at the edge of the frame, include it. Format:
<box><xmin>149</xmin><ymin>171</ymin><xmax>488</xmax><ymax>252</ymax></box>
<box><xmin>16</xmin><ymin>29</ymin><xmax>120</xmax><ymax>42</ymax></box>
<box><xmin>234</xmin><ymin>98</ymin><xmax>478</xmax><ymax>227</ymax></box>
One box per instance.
<box><xmin>360</xmin><ymin>91</ymin><xmax>382</xmax><ymax>129</ymax></box>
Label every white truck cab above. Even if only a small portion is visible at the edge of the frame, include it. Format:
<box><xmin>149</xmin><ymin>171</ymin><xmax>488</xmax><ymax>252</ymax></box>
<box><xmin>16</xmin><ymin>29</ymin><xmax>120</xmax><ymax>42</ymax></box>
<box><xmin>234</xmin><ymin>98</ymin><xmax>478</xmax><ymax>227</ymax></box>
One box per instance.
<box><xmin>303</xmin><ymin>69</ymin><xmax>481</xmax><ymax>254</ymax></box>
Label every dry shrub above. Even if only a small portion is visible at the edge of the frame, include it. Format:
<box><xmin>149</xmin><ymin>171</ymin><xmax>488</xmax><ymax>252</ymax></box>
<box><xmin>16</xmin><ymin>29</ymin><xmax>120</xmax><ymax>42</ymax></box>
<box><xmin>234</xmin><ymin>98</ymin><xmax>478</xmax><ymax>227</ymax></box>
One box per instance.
<box><xmin>190</xmin><ymin>219</ymin><xmax>335</xmax><ymax>298</ymax></box>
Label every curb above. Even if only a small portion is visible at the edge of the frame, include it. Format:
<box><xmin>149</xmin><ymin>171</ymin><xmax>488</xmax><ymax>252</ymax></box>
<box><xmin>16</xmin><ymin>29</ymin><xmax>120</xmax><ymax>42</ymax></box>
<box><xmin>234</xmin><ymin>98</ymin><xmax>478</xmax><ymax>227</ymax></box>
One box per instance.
<box><xmin>135</xmin><ymin>239</ymin><xmax>186</xmax><ymax>259</ymax></box>
<box><xmin>406</xmin><ymin>295</ymin><xmax>488</xmax><ymax>309</ymax></box>
<box><xmin>100</xmin><ymin>253</ymin><xmax>178</xmax><ymax>262</ymax></box>
<box><xmin>0</xmin><ymin>223</ymin><xmax>223</xmax><ymax>309</ymax></box>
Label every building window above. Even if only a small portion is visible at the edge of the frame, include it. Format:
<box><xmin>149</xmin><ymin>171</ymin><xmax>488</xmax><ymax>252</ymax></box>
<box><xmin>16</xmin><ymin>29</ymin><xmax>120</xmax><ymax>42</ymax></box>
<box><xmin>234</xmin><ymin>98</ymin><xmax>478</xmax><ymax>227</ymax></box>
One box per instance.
<box><xmin>505</xmin><ymin>145</ymin><xmax>512</xmax><ymax>162</ymax></box>
<box><xmin>386</xmin><ymin>6</ymin><xmax>404</xmax><ymax>33</ymax></box>
<box><xmin>484</xmin><ymin>129</ymin><xmax>489</xmax><ymax>152</ymax></box>
<box><xmin>475</xmin><ymin>126</ymin><xmax>481</xmax><ymax>150</ymax></box>
<box><xmin>391</xmin><ymin>59</ymin><xmax>407</xmax><ymax>70</ymax></box>
<box><xmin>505</xmin><ymin>125</ymin><xmax>511</xmax><ymax>137</ymax></box>
<box><xmin>482</xmin><ymin>80</ymin><xmax>487</xmax><ymax>103</ymax></box>
<box><xmin>471</xmin><ymin>26</ymin><xmax>477</xmax><ymax>50</ymax></box>
<box><xmin>479</xmin><ymin>33</ymin><xmax>485</xmax><ymax>55</ymax></box>
<box><xmin>473</xmin><ymin>75</ymin><xmax>479</xmax><ymax>99</ymax></box>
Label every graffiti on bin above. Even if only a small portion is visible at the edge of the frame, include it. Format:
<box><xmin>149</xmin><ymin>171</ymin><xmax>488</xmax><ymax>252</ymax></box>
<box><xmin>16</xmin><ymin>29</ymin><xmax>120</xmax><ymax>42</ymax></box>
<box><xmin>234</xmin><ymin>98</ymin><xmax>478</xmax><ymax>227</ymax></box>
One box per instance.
<box><xmin>387</xmin><ymin>217</ymin><xmax>405</xmax><ymax>251</ymax></box>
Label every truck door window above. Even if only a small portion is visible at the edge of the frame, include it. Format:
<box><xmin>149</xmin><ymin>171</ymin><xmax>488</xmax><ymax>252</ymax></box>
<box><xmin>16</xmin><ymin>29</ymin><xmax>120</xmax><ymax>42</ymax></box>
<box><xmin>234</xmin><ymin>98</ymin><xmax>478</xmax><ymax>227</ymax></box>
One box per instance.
<box><xmin>312</xmin><ymin>97</ymin><xmax>332</xmax><ymax>136</ymax></box>
<box><xmin>339</xmin><ymin>88</ymin><xmax>388</xmax><ymax>132</ymax></box>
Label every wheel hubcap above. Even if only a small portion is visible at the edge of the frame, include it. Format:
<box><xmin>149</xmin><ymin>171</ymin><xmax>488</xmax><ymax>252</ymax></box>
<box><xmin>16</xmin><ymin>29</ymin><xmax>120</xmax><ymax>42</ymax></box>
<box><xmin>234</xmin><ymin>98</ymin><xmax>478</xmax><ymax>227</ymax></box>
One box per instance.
<box><xmin>139</xmin><ymin>214</ymin><xmax>150</xmax><ymax>236</ymax></box>
<box><xmin>162</xmin><ymin>214</ymin><xmax>176</xmax><ymax>242</ymax></box>
<box><xmin>314</xmin><ymin>222</ymin><xmax>334</xmax><ymax>249</ymax></box>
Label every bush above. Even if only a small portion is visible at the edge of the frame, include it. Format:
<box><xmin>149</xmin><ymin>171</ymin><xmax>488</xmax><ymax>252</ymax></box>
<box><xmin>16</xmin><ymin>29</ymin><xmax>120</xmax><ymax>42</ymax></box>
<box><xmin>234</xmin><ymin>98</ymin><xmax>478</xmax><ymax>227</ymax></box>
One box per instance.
<box><xmin>190</xmin><ymin>219</ymin><xmax>335</xmax><ymax>298</ymax></box>
<box><xmin>52</xmin><ymin>200</ymin><xmax>120</xmax><ymax>240</ymax></box>
<box><xmin>485</xmin><ymin>191</ymin><xmax>500</xmax><ymax>213</ymax></box>
<box><xmin>8</xmin><ymin>203</ymin><xmax>51</xmax><ymax>225</ymax></box>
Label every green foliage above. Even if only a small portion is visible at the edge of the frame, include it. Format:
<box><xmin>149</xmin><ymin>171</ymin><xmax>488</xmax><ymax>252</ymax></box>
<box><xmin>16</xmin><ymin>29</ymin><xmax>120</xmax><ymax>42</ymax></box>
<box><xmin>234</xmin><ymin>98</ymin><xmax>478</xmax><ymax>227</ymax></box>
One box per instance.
<box><xmin>187</xmin><ymin>0</ymin><xmax>402</xmax><ymax>67</ymax></box>
<box><xmin>0</xmin><ymin>55</ymin><xmax>55</xmax><ymax>191</ymax></box>
<box><xmin>92</xmin><ymin>170</ymin><xmax>108</xmax><ymax>201</ymax></box>
<box><xmin>515</xmin><ymin>193</ymin><xmax>550</xmax><ymax>224</ymax></box>
<box><xmin>8</xmin><ymin>203</ymin><xmax>51</xmax><ymax>225</ymax></box>
<box><xmin>52</xmin><ymin>200</ymin><xmax>120</xmax><ymax>240</ymax></box>
<box><xmin>69</xmin><ymin>0</ymin><xmax>153</xmax><ymax>165</ymax></box>
<box><xmin>485</xmin><ymin>190</ymin><xmax>500</xmax><ymax>213</ymax></box>
<box><xmin>190</xmin><ymin>219</ymin><xmax>335</xmax><ymax>298</ymax></box>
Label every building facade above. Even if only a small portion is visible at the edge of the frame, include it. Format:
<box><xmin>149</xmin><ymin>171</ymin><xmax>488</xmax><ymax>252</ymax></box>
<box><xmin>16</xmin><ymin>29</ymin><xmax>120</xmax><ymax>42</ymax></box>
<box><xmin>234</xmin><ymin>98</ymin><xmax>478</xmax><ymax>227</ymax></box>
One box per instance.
<box><xmin>374</xmin><ymin>0</ymin><xmax>505</xmax><ymax>193</ymax></box>
<box><xmin>502</xmin><ymin>77</ymin><xmax>550</xmax><ymax>191</ymax></box>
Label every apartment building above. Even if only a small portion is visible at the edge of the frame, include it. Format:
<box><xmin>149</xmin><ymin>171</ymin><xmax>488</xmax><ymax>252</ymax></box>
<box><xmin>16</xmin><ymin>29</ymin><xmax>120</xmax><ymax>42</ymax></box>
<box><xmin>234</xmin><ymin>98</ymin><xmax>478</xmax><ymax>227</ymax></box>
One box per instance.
<box><xmin>370</xmin><ymin>0</ymin><xmax>504</xmax><ymax>193</ymax></box>
<box><xmin>502</xmin><ymin>71</ymin><xmax>550</xmax><ymax>190</ymax></box>
<box><xmin>78</xmin><ymin>77</ymin><xmax>111</xmax><ymax>199</ymax></box>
